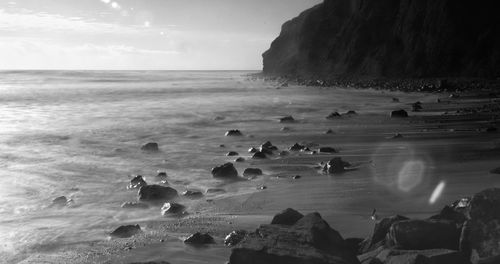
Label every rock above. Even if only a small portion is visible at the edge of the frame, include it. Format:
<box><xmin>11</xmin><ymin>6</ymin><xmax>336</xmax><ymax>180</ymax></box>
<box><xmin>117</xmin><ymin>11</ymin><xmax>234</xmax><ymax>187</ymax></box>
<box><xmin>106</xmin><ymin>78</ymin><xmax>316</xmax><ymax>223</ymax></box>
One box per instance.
<box><xmin>138</xmin><ymin>185</ymin><xmax>178</xmax><ymax>203</ymax></box>
<box><xmin>486</xmin><ymin>127</ymin><xmax>498</xmax><ymax>133</ymax></box>
<box><xmin>230</xmin><ymin>212</ymin><xmax>360</xmax><ymax>264</ymax></box>
<box><xmin>214</xmin><ymin>116</ymin><xmax>225</xmax><ymax>121</ymax></box>
<box><xmin>429</xmin><ymin>199</ymin><xmax>469</xmax><ymax>226</ymax></box>
<box><xmin>279</xmin><ymin>116</ymin><xmax>295</xmax><ymax>123</ymax></box>
<box><xmin>325</xmin><ymin>129</ymin><xmax>335</xmax><ymax>134</ymax></box>
<box><xmin>243</xmin><ymin>168</ymin><xmax>263</xmax><ymax>177</ymax></box>
<box><xmin>226</xmin><ymin>151</ymin><xmax>239</xmax><ymax>156</ymax></box>
<box><xmin>391</xmin><ymin>109</ymin><xmax>409</xmax><ymax>118</ymax></box>
<box><xmin>368</xmin><ymin>248</ymin><xmax>470</xmax><ymax>264</ymax></box>
<box><xmin>211</xmin><ymin>163</ymin><xmax>238</xmax><ymax>178</ymax></box>
<box><xmin>392</xmin><ymin>98</ymin><xmax>400</xmax><ymax>102</ymax></box>
<box><xmin>490</xmin><ymin>167</ymin><xmax>500</xmax><ymax>174</ymax></box>
<box><xmin>235</xmin><ymin>157</ymin><xmax>245</xmax><ymax>162</ymax></box>
<box><xmin>251</xmin><ymin>151</ymin><xmax>267</xmax><ymax>159</ymax></box>
<box><xmin>289</xmin><ymin>143</ymin><xmax>305</xmax><ymax>151</ymax></box>
<box><xmin>110</xmin><ymin>224</ymin><xmax>141</xmax><ymax>238</ymax></box>
<box><xmin>281</xmin><ymin>127</ymin><xmax>290</xmax><ymax>132</ymax></box>
<box><xmin>248</xmin><ymin>147</ymin><xmax>258</xmax><ymax>153</ymax></box>
<box><xmin>225</xmin><ymin>130</ymin><xmax>243</xmax><ymax>136</ymax></box>
<box><xmin>161</xmin><ymin>202</ymin><xmax>186</xmax><ymax>216</ymax></box>
<box><xmin>271</xmin><ymin>208</ymin><xmax>304</xmax><ymax>225</ymax></box>
<box><xmin>225</xmin><ymin>230</ymin><xmax>248</xmax><ymax>247</ymax></box>
<box><xmin>323</xmin><ymin>157</ymin><xmax>351</xmax><ymax>174</ymax></box>
<box><xmin>259</xmin><ymin>146</ymin><xmax>273</xmax><ymax>155</ymax></box>
<box><xmin>258</xmin><ymin>186</ymin><xmax>267</xmax><ymax>190</ymax></box>
<box><xmin>279</xmin><ymin>150</ymin><xmax>289</xmax><ymax>156</ymax></box>
<box><xmin>157</xmin><ymin>172</ymin><xmax>167</xmax><ymax>178</ymax></box>
<box><xmin>412</xmin><ymin>102</ymin><xmax>423</xmax><ymax>112</ymax></box>
<box><xmin>391</xmin><ymin>133</ymin><xmax>404</xmax><ymax>139</ymax></box>
<box><xmin>261</xmin><ymin>141</ymin><xmax>278</xmax><ymax>151</ymax></box>
<box><xmin>360</xmin><ymin>215</ymin><xmax>409</xmax><ymax>254</ymax></box>
<box><xmin>262</xmin><ymin>0</ymin><xmax>500</xmax><ymax>79</ymax></box>
<box><xmin>460</xmin><ymin>188</ymin><xmax>500</xmax><ymax>263</ymax></box>
<box><xmin>326</xmin><ymin>112</ymin><xmax>341</xmax><ymax>119</ymax></box>
<box><xmin>50</xmin><ymin>196</ymin><xmax>70</xmax><ymax>208</ymax></box>
<box><xmin>319</xmin><ymin>147</ymin><xmax>337</xmax><ymax>153</ymax></box>
<box><xmin>344</xmin><ymin>110</ymin><xmax>357</xmax><ymax>115</ymax></box>
<box><xmin>121</xmin><ymin>202</ymin><xmax>149</xmax><ymax>209</ymax></box>
<box><xmin>388</xmin><ymin>219</ymin><xmax>460</xmax><ymax>250</ymax></box>
<box><xmin>293</xmin><ymin>175</ymin><xmax>301</xmax><ymax>180</ymax></box>
<box><xmin>182</xmin><ymin>189</ymin><xmax>203</xmax><ymax>199</ymax></box>
<box><xmin>128</xmin><ymin>175</ymin><xmax>147</xmax><ymax>189</ymax></box>
<box><xmin>206</xmin><ymin>188</ymin><xmax>225</xmax><ymax>194</ymax></box>
<box><xmin>343</xmin><ymin>238</ymin><xmax>364</xmax><ymax>255</ymax></box>
<box><xmin>184</xmin><ymin>232</ymin><xmax>215</xmax><ymax>244</ymax></box>
<box><xmin>141</xmin><ymin>142</ymin><xmax>159</xmax><ymax>152</ymax></box>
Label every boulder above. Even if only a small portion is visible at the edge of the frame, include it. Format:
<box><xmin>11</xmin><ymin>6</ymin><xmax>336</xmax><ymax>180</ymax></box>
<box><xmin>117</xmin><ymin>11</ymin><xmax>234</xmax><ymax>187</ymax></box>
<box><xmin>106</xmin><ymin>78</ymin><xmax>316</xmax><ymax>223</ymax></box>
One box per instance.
<box><xmin>368</xmin><ymin>248</ymin><xmax>470</xmax><ymax>264</ymax></box>
<box><xmin>50</xmin><ymin>196</ymin><xmax>70</xmax><ymax>208</ymax></box>
<box><xmin>359</xmin><ymin>215</ymin><xmax>409</xmax><ymax>254</ymax></box>
<box><xmin>344</xmin><ymin>110</ymin><xmax>357</xmax><ymax>115</ymax></box>
<box><xmin>326</xmin><ymin>112</ymin><xmax>341</xmax><ymax>119</ymax></box>
<box><xmin>235</xmin><ymin>157</ymin><xmax>245</xmax><ymax>162</ymax></box>
<box><xmin>110</xmin><ymin>224</ymin><xmax>141</xmax><ymax>238</ymax></box>
<box><xmin>243</xmin><ymin>168</ymin><xmax>263</xmax><ymax>177</ymax></box>
<box><xmin>270</xmin><ymin>208</ymin><xmax>304</xmax><ymax>225</ymax></box>
<box><xmin>157</xmin><ymin>172</ymin><xmax>168</xmax><ymax>178</ymax></box>
<box><xmin>279</xmin><ymin>150</ymin><xmax>289</xmax><ymax>156</ymax></box>
<box><xmin>279</xmin><ymin>116</ymin><xmax>295</xmax><ymax>123</ymax></box>
<box><xmin>225</xmin><ymin>230</ymin><xmax>248</xmax><ymax>247</ymax></box>
<box><xmin>128</xmin><ymin>175</ymin><xmax>147</xmax><ymax>189</ymax></box>
<box><xmin>391</xmin><ymin>109</ymin><xmax>409</xmax><ymax>118</ymax></box>
<box><xmin>182</xmin><ymin>189</ymin><xmax>203</xmax><ymax>199</ymax></box>
<box><xmin>161</xmin><ymin>202</ymin><xmax>186</xmax><ymax>216</ymax></box>
<box><xmin>323</xmin><ymin>157</ymin><xmax>351</xmax><ymax>174</ymax></box>
<box><xmin>261</xmin><ymin>141</ymin><xmax>278</xmax><ymax>151</ymax></box>
<box><xmin>460</xmin><ymin>188</ymin><xmax>500</xmax><ymax>263</ymax></box>
<box><xmin>259</xmin><ymin>146</ymin><xmax>274</xmax><ymax>155</ymax></box>
<box><xmin>229</xmin><ymin>212</ymin><xmax>360</xmax><ymax>264</ymax></box>
<box><xmin>289</xmin><ymin>143</ymin><xmax>305</xmax><ymax>151</ymax></box>
<box><xmin>319</xmin><ymin>147</ymin><xmax>337</xmax><ymax>153</ymax></box>
<box><xmin>141</xmin><ymin>142</ymin><xmax>159</xmax><ymax>152</ymax></box>
<box><xmin>225</xmin><ymin>130</ymin><xmax>243</xmax><ymax>136</ymax></box>
<box><xmin>184</xmin><ymin>232</ymin><xmax>215</xmax><ymax>244</ymax></box>
<box><xmin>121</xmin><ymin>202</ymin><xmax>149</xmax><ymax>209</ymax></box>
<box><xmin>325</xmin><ymin>129</ymin><xmax>335</xmax><ymax>134</ymax></box>
<box><xmin>138</xmin><ymin>185</ymin><xmax>178</xmax><ymax>203</ymax></box>
<box><xmin>252</xmin><ymin>152</ymin><xmax>267</xmax><ymax>159</ymax></box>
<box><xmin>226</xmin><ymin>151</ymin><xmax>239</xmax><ymax>156</ymax></box>
<box><xmin>248</xmin><ymin>147</ymin><xmax>258</xmax><ymax>153</ymax></box>
<box><xmin>388</xmin><ymin>219</ymin><xmax>460</xmax><ymax>250</ymax></box>
<box><xmin>211</xmin><ymin>162</ymin><xmax>238</xmax><ymax>178</ymax></box>
<box><xmin>281</xmin><ymin>127</ymin><xmax>291</xmax><ymax>132</ymax></box>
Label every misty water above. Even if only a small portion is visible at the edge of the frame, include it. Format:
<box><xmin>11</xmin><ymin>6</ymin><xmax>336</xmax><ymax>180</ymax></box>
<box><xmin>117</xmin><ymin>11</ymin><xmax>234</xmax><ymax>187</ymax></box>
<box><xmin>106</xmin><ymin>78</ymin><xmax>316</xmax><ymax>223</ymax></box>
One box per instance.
<box><xmin>1</xmin><ymin>71</ymin><xmax>498</xmax><ymax>263</ymax></box>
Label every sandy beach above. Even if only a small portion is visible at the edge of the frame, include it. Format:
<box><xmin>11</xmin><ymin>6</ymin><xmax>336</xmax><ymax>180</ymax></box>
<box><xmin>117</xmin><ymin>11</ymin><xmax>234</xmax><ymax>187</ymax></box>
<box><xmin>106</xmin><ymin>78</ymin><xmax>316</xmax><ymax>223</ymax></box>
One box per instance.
<box><xmin>3</xmin><ymin>72</ymin><xmax>498</xmax><ymax>263</ymax></box>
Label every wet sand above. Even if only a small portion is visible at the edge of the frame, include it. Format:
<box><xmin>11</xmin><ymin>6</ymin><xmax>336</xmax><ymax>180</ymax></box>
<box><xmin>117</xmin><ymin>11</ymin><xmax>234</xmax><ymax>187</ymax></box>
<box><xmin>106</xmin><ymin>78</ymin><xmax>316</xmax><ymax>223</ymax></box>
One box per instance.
<box><xmin>9</xmin><ymin>82</ymin><xmax>500</xmax><ymax>264</ymax></box>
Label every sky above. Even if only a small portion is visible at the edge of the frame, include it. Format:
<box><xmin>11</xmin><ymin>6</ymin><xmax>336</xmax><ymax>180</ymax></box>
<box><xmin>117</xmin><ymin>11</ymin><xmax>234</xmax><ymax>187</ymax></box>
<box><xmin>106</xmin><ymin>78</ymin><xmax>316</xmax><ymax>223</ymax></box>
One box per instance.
<box><xmin>0</xmin><ymin>0</ymin><xmax>321</xmax><ymax>70</ymax></box>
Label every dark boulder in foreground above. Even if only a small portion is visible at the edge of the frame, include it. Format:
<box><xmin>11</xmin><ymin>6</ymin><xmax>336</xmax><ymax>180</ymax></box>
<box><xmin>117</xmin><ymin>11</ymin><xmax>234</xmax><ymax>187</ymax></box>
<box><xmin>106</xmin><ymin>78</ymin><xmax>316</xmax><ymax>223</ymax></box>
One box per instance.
<box><xmin>110</xmin><ymin>224</ymin><xmax>141</xmax><ymax>238</ymax></box>
<box><xmin>128</xmin><ymin>175</ymin><xmax>147</xmax><ymax>189</ymax></box>
<box><xmin>243</xmin><ymin>168</ymin><xmax>263</xmax><ymax>177</ymax></box>
<box><xmin>388</xmin><ymin>219</ymin><xmax>461</xmax><ymax>250</ymax></box>
<box><xmin>270</xmin><ymin>208</ymin><xmax>304</xmax><ymax>225</ymax></box>
<box><xmin>359</xmin><ymin>215</ymin><xmax>409</xmax><ymax>254</ymax></box>
<box><xmin>225</xmin><ymin>130</ymin><xmax>243</xmax><ymax>136</ymax></box>
<box><xmin>323</xmin><ymin>157</ymin><xmax>351</xmax><ymax>174</ymax></box>
<box><xmin>460</xmin><ymin>188</ymin><xmax>500</xmax><ymax>263</ymax></box>
<box><xmin>211</xmin><ymin>162</ymin><xmax>238</xmax><ymax>178</ymax></box>
<box><xmin>184</xmin><ymin>232</ymin><xmax>215</xmax><ymax>244</ymax></box>
<box><xmin>121</xmin><ymin>202</ymin><xmax>149</xmax><ymax>209</ymax></box>
<box><xmin>262</xmin><ymin>0</ymin><xmax>500</xmax><ymax>78</ymax></box>
<box><xmin>360</xmin><ymin>248</ymin><xmax>470</xmax><ymax>264</ymax></box>
<box><xmin>225</xmin><ymin>230</ymin><xmax>248</xmax><ymax>247</ymax></box>
<box><xmin>230</xmin><ymin>212</ymin><xmax>360</xmax><ymax>264</ymax></box>
<box><xmin>391</xmin><ymin>109</ymin><xmax>409</xmax><ymax>118</ymax></box>
<box><xmin>141</xmin><ymin>142</ymin><xmax>159</xmax><ymax>152</ymax></box>
<box><xmin>138</xmin><ymin>185</ymin><xmax>178</xmax><ymax>203</ymax></box>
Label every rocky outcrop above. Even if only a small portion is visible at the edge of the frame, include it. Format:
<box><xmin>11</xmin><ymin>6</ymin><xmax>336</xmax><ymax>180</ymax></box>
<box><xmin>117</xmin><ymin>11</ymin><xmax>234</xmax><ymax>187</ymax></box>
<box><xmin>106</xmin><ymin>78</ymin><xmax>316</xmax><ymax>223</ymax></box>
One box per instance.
<box><xmin>230</xmin><ymin>212</ymin><xmax>360</xmax><ymax>264</ymax></box>
<box><xmin>388</xmin><ymin>219</ymin><xmax>461</xmax><ymax>250</ymax></box>
<box><xmin>263</xmin><ymin>0</ymin><xmax>500</xmax><ymax>78</ymax></box>
<box><xmin>270</xmin><ymin>208</ymin><xmax>304</xmax><ymax>225</ymax></box>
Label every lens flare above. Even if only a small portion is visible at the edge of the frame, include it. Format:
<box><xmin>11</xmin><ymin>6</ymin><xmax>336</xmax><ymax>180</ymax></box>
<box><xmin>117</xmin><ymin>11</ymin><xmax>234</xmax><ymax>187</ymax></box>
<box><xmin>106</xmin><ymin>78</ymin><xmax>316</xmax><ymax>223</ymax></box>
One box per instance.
<box><xmin>397</xmin><ymin>160</ymin><xmax>425</xmax><ymax>192</ymax></box>
<box><xmin>429</xmin><ymin>181</ymin><xmax>446</xmax><ymax>204</ymax></box>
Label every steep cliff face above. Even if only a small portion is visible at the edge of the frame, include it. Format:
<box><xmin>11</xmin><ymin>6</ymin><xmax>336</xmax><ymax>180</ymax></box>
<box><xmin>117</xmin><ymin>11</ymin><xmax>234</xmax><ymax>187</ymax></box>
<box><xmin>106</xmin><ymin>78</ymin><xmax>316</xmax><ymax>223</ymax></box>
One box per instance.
<box><xmin>263</xmin><ymin>0</ymin><xmax>500</xmax><ymax>78</ymax></box>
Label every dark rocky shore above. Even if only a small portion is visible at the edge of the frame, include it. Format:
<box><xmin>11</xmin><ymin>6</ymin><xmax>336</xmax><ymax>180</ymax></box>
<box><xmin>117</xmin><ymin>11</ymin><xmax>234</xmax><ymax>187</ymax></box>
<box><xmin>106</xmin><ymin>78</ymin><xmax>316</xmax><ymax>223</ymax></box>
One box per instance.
<box><xmin>227</xmin><ymin>188</ymin><xmax>500</xmax><ymax>264</ymax></box>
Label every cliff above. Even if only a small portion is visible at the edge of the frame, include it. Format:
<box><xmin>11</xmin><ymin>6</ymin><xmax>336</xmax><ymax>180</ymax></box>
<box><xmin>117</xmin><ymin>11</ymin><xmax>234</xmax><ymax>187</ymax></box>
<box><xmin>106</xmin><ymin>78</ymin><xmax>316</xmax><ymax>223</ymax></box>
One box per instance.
<box><xmin>262</xmin><ymin>0</ymin><xmax>500</xmax><ymax>79</ymax></box>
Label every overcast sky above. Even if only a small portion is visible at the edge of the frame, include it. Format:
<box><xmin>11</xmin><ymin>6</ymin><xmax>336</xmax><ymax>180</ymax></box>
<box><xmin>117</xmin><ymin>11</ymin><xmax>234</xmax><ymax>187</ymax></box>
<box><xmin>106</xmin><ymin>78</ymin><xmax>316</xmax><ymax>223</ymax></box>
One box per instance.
<box><xmin>0</xmin><ymin>0</ymin><xmax>321</xmax><ymax>70</ymax></box>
